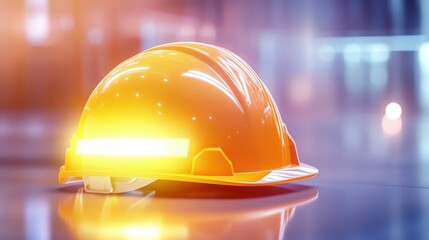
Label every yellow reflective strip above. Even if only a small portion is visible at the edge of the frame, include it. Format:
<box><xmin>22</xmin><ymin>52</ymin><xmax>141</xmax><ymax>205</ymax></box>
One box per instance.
<box><xmin>75</xmin><ymin>138</ymin><xmax>189</xmax><ymax>157</ymax></box>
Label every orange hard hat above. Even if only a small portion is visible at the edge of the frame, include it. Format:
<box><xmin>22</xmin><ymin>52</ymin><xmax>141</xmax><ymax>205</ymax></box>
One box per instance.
<box><xmin>58</xmin><ymin>42</ymin><xmax>318</xmax><ymax>193</ymax></box>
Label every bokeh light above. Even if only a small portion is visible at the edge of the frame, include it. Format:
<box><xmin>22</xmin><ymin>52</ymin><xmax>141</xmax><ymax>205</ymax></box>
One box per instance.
<box><xmin>344</xmin><ymin>44</ymin><xmax>362</xmax><ymax>62</ymax></box>
<box><xmin>369</xmin><ymin>43</ymin><xmax>390</xmax><ymax>62</ymax></box>
<box><xmin>385</xmin><ymin>102</ymin><xmax>402</xmax><ymax>120</ymax></box>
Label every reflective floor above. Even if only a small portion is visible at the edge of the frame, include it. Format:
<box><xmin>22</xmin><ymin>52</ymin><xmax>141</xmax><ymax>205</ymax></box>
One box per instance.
<box><xmin>0</xmin><ymin>166</ymin><xmax>318</xmax><ymax>240</ymax></box>
<box><xmin>1</xmin><ymin>166</ymin><xmax>428</xmax><ymax>240</ymax></box>
<box><xmin>1</xmin><ymin>113</ymin><xmax>429</xmax><ymax>240</ymax></box>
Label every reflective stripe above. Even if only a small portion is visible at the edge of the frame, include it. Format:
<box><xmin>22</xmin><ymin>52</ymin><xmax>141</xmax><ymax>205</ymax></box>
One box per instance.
<box><xmin>76</xmin><ymin>138</ymin><xmax>189</xmax><ymax>157</ymax></box>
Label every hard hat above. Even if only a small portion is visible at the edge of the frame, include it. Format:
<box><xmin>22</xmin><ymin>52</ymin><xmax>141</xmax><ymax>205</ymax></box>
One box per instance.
<box><xmin>58</xmin><ymin>42</ymin><xmax>318</xmax><ymax>193</ymax></box>
<box><xmin>58</xmin><ymin>183</ymin><xmax>318</xmax><ymax>239</ymax></box>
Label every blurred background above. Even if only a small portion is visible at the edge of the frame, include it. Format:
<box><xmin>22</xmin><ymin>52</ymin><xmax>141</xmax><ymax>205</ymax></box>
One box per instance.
<box><xmin>1</xmin><ymin>0</ymin><xmax>428</xmax><ymax>171</ymax></box>
<box><xmin>1</xmin><ymin>0</ymin><xmax>429</xmax><ymax>239</ymax></box>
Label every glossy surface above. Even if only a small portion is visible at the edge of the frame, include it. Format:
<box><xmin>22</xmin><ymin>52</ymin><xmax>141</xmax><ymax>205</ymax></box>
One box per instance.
<box><xmin>0</xmin><ymin>165</ymin><xmax>319</xmax><ymax>240</ymax></box>
<box><xmin>59</xmin><ymin>42</ymin><xmax>317</xmax><ymax>189</ymax></box>
<box><xmin>59</xmin><ymin>185</ymin><xmax>316</xmax><ymax>239</ymax></box>
<box><xmin>2</xmin><ymin>160</ymin><xmax>429</xmax><ymax>240</ymax></box>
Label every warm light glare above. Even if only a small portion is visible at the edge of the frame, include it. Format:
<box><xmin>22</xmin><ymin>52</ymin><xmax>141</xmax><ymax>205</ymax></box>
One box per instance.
<box><xmin>385</xmin><ymin>102</ymin><xmax>402</xmax><ymax>120</ymax></box>
<box><xmin>76</xmin><ymin>138</ymin><xmax>189</xmax><ymax>157</ymax></box>
<box><xmin>382</xmin><ymin>115</ymin><xmax>402</xmax><ymax>135</ymax></box>
<box><xmin>124</xmin><ymin>226</ymin><xmax>161</xmax><ymax>240</ymax></box>
<box><xmin>25</xmin><ymin>0</ymin><xmax>50</xmax><ymax>44</ymax></box>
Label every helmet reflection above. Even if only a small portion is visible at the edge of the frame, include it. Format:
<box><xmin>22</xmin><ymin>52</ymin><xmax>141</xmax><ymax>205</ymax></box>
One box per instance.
<box><xmin>58</xmin><ymin>183</ymin><xmax>317</xmax><ymax>240</ymax></box>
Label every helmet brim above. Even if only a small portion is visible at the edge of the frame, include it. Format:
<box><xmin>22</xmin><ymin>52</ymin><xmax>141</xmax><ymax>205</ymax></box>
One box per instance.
<box><xmin>59</xmin><ymin>163</ymin><xmax>318</xmax><ymax>187</ymax></box>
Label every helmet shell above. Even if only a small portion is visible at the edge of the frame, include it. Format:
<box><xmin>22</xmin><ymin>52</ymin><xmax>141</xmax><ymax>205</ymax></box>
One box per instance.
<box><xmin>59</xmin><ymin>42</ymin><xmax>317</xmax><ymax>188</ymax></box>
